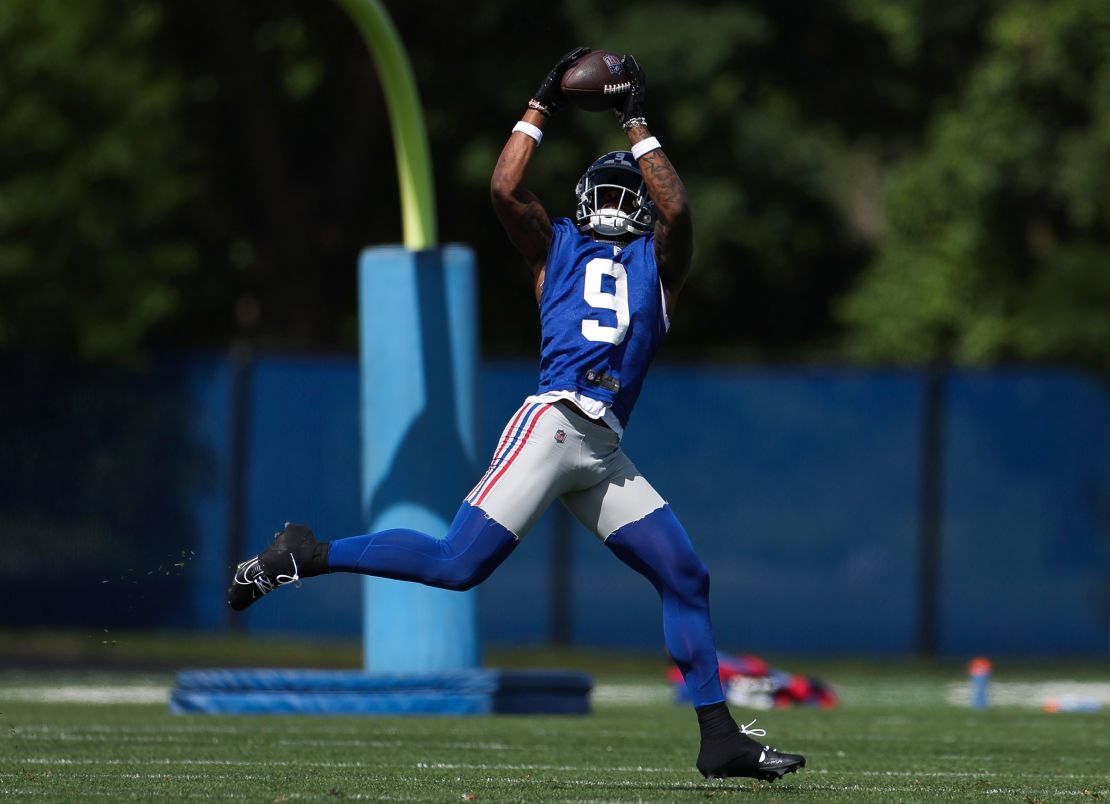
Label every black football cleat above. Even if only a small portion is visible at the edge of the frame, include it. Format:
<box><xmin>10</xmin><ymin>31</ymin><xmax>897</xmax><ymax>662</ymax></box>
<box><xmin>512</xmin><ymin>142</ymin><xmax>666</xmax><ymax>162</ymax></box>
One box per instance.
<box><xmin>227</xmin><ymin>523</ymin><xmax>321</xmax><ymax>611</ymax></box>
<box><xmin>697</xmin><ymin>720</ymin><xmax>806</xmax><ymax>783</ymax></box>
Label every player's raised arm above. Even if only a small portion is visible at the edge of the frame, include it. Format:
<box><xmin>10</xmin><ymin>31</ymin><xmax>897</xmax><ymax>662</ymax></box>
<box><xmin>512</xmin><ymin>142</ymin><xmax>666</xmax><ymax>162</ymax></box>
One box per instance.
<box><xmin>491</xmin><ymin>47</ymin><xmax>590</xmax><ymax>290</ymax></box>
<box><xmin>616</xmin><ymin>56</ymin><xmax>693</xmax><ymax>310</ymax></box>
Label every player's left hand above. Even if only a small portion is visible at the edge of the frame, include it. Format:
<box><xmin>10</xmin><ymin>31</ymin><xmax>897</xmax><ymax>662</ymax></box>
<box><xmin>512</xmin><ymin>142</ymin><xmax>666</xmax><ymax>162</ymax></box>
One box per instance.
<box><xmin>615</xmin><ymin>54</ymin><xmax>648</xmax><ymax>130</ymax></box>
<box><xmin>530</xmin><ymin>46</ymin><xmax>591</xmax><ymax>117</ymax></box>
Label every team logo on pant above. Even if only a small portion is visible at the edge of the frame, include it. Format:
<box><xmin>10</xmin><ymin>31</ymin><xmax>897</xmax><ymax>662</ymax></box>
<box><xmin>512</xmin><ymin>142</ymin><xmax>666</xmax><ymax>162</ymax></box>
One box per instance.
<box><xmin>554</xmin><ymin>429</ymin><xmax>567</xmax><ymax>444</ymax></box>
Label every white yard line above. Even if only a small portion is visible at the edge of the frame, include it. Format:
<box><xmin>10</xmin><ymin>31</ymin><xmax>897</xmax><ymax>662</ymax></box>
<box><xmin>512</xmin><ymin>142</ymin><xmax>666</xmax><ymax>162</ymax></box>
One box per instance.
<box><xmin>590</xmin><ymin>682</ymin><xmax>672</xmax><ymax>705</ymax></box>
<box><xmin>5</xmin><ymin>760</ymin><xmax>1105</xmax><ymax>800</ymax></box>
<box><xmin>0</xmin><ymin>685</ymin><xmax>168</xmax><ymax>704</ymax></box>
<box><xmin>8</xmin><ymin>758</ymin><xmax>1109</xmax><ymax>783</ymax></box>
<box><xmin>0</xmin><ymin>682</ymin><xmax>674</xmax><ymax>706</ymax></box>
<box><xmin>945</xmin><ymin>680</ymin><xmax>1110</xmax><ymax>708</ymax></box>
<box><xmin>0</xmin><ymin>679</ymin><xmax>1107</xmax><ymax>712</ymax></box>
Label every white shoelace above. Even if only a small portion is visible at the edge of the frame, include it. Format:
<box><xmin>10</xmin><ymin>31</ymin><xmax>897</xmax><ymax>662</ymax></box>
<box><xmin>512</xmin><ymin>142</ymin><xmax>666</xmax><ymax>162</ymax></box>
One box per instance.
<box><xmin>739</xmin><ymin>719</ymin><xmax>767</xmax><ymax>738</ymax></box>
<box><xmin>274</xmin><ymin>555</ymin><xmax>302</xmax><ymax>589</ymax></box>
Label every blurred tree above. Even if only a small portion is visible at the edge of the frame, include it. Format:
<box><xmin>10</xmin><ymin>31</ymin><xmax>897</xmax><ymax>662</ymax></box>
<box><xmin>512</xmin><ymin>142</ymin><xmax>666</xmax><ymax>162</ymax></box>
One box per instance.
<box><xmin>0</xmin><ymin>0</ymin><xmax>197</xmax><ymax>363</ymax></box>
<box><xmin>150</xmin><ymin>0</ymin><xmax>394</xmax><ymax>352</ymax></box>
<box><xmin>444</xmin><ymin>0</ymin><xmax>999</xmax><ymax>358</ymax></box>
<box><xmin>5</xmin><ymin>0</ymin><xmax>1106</xmax><ymax>372</ymax></box>
<box><xmin>840</xmin><ymin>0</ymin><xmax>1110</xmax><ymax>371</ymax></box>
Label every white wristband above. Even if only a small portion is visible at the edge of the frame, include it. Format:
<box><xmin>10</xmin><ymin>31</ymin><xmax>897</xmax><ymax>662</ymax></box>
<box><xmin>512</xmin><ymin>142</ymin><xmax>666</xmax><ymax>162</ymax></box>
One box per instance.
<box><xmin>512</xmin><ymin>120</ymin><xmax>543</xmax><ymax>145</ymax></box>
<box><xmin>631</xmin><ymin>136</ymin><xmax>661</xmax><ymax>160</ymax></box>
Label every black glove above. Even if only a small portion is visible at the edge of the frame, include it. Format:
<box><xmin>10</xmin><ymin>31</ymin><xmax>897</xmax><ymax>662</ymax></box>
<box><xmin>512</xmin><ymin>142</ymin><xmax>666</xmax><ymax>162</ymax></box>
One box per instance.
<box><xmin>615</xmin><ymin>54</ymin><xmax>648</xmax><ymax>130</ymax></box>
<box><xmin>529</xmin><ymin>46</ymin><xmax>591</xmax><ymax>116</ymax></box>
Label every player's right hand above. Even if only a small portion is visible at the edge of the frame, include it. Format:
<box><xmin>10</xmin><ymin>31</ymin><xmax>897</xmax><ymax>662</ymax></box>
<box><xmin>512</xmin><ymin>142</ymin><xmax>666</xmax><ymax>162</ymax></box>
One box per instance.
<box><xmin>529</xmin><ymin>46</ymin><xmax>591</xmax><ymax>117</ymax></box>
<box><xmin>615</xmin><ymin>54</ymin><xmax>648</xmax><ymax>130</ymax></box>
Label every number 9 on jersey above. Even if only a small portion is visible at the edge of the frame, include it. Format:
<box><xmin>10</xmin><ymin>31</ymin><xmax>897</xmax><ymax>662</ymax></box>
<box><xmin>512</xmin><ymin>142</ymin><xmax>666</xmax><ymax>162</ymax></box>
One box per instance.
<box><xmin>581</xmin><ymin>257</ymin><xmax>629</xmax><ymax>345</ymax></box>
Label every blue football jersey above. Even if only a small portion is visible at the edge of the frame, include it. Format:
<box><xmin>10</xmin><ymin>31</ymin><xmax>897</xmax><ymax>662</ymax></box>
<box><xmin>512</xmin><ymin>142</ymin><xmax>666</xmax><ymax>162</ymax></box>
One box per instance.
<box><xmin>534</xmin><ymin>218</ymin><xmax>669</xmax><ymax>428</ymax></box>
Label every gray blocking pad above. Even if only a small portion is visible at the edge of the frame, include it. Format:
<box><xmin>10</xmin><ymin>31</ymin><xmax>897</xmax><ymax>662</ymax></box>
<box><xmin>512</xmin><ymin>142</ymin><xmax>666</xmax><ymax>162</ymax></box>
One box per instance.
<box><xmin>169</xmin><ymin>668</ymin><xmax>593</xmax><ymax>716</ymax></box>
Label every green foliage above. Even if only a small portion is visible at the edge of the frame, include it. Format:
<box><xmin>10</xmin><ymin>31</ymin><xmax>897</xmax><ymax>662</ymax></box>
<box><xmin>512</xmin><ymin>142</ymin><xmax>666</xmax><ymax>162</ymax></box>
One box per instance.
<box><xmin>0</xmin><ymin>0</ymin><xmax>197</xmax><ymax>363</ymax></box>
<box><xmin>2</xmin><ymin>0</ymin><xmax>1107</xmax><ymax>371</ymax></box>
<box><xmin>474</xmin><ymin>1</ymin><xmax>875</xmax><ymax>355</ymax></box>
<box><xmin>841</xmin><ymin>0</ymin><xmax>1110</xmax><ymax>370</ymax></box>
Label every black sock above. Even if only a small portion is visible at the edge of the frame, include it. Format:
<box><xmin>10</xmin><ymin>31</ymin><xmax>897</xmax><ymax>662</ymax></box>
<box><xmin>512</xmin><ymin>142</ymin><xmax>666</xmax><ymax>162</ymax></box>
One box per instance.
<box><xmin>696</xmin><ymin>701</ymin><xmax>739</xmax><ymax>741</ymax></box>
<box><xmin>695</xmin><ymin>701</ymin><xmax>763</xmax><ymax>776</ymax></box>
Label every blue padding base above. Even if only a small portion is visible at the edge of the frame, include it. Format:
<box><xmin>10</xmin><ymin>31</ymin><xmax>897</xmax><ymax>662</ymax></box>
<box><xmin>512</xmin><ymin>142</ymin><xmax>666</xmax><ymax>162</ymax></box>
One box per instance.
<box><xmin>169</xmin><ymin>668</ymin><xmax>592</xmax><ymax>716</ymax></box>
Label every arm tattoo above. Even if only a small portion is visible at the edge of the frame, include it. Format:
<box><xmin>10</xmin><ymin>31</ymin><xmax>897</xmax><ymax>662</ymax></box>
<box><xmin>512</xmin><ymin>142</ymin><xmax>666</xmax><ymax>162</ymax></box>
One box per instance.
<box><xmin>639</xmin><ymin>150</ymin><xmax>685</xmax><ymax>218</ymax></box>
<box><xmin>638</xmin><ymin>148</ymin><xmax>692</xmax><ymax>293</ymax></box>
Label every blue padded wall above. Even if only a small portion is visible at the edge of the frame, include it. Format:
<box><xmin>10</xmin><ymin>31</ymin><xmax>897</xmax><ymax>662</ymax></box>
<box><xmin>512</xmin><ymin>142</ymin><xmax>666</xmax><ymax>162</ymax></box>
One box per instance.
<box><xmin>577</xmin><ymin>368</ymin><xmax>924</xmax><ymax>655</ymax></box>
<box><xmin>939</xmin><ymin>371</ymin><xmax>1110</xmax><ymax>655</ymax></box>
<box><xmin>10</xmin><ymin>352</ymin><xmax>1104</xmax><ymax>657</ymax></box>
<box><xmin>237</xmin><ymin>355</ymin><xmax>364</xmax><ymax>637</ymax></box>
<box><xmin>183</xmin><ymin>355</ymin><xmax>235</xmax><ymax>631</ymax></box>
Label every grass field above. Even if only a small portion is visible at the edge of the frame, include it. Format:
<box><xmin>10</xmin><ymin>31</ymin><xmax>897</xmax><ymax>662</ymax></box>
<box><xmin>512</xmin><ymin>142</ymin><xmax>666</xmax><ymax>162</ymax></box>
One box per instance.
<box><xmin>1</xmin><ymin>637</ymin><xmax>1107</xmax><ymax>801</ymax></box>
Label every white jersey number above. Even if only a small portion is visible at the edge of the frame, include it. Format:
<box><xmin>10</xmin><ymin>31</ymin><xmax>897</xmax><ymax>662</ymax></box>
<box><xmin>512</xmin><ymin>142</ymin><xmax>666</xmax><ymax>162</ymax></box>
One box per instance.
<box><xmin>581</xmin><ymin>258</ymin><xmax>629</xmax><ymax>345</ymax></box>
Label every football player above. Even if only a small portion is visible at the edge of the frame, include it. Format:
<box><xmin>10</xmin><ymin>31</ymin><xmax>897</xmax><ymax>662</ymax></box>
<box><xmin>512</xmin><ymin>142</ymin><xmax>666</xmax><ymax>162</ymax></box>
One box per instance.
<box><xmin>228</xmin><ymin>47</ymin><xmax>805</xmax><ymax>783</ymax></box>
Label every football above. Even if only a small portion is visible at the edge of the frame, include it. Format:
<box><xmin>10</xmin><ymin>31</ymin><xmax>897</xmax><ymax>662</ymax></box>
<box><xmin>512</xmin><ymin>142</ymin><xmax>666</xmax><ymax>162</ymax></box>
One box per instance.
<box><xmin>560</xmin><ymin>51</ymin><xmax>630</xmax><ymax>112</ymax></box>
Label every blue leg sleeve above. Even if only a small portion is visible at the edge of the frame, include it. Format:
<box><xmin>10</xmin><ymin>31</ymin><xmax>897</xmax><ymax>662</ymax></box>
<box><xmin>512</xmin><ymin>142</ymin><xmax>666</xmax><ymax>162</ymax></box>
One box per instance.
<box><xmin>325</xmin><ymin>502</ymin><xmax>518</xmax><ymax>591</ymax></box>
<box><xmin>605</xmin><ymin>505</ymin><xmax>725</xmax><ymax>708</ymax></box>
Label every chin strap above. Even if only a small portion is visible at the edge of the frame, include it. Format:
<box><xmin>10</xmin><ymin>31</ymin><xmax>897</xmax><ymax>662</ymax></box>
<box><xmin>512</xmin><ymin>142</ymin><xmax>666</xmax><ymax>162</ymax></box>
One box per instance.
<box><xmin>587</xmin><ymin>212</ymin><xmax>648</xmax><ymax>237</ymax></box>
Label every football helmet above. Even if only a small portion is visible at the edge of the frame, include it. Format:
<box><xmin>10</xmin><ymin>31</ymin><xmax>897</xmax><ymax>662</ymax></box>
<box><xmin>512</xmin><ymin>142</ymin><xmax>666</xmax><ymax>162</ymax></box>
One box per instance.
<box><xmin>575</xmin><ymin>151</ymin><xmax>656</xmax><ymax>238</ymax></box>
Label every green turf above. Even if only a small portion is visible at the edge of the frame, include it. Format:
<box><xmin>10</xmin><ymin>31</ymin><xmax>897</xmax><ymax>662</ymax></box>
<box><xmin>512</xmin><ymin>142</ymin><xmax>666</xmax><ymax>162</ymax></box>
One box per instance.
<box><xmin>1</xmin><ymin>654</ymin><xmax>1107</xmax><ymax>802</ymax></box>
